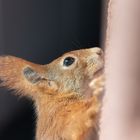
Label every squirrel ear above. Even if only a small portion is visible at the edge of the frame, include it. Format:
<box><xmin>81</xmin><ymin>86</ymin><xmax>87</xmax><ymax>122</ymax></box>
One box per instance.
<box><xmin>23</xmin><ymin>67</ymin><xmax>58</xmax><ymax>91</ymax></box>
<box><xmin>23</xmin><ymin>67</ymin><xmax>44</xmax><ymax>84</ymax></box>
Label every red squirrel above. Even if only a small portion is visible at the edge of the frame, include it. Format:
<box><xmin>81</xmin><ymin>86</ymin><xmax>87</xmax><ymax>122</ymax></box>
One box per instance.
<box><xmin>0</xmin><ymin>48</ymin><xmax>104</xmax><ymax>140</ymax></box>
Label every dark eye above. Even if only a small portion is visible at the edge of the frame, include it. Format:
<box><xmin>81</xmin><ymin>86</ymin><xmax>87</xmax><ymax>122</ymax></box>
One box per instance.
<box><xmin>63</xmin><ymin>57</ymin><xmax>75</xmax><ymax>67</ymax></box>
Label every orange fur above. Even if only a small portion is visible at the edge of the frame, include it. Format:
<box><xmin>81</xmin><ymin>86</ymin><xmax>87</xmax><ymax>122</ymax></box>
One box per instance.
<box><xmin>0</xmin><ymin>48</ymin><xmax>104</xmax><ymax>140</ymax></box>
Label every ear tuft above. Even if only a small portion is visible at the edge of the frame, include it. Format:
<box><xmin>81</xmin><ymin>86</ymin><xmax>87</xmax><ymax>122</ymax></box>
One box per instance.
<box><xmin>0</xmin><ymin>55</ymin><xmax>46</xmax><ymax>97</ymax></box>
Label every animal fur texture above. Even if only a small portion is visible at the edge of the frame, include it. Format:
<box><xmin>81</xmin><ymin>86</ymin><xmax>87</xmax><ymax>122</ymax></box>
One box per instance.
<box><xmin>0</xmin><ymin>48</ymin><xmax>104</xmax><ymax>140</ymax></box>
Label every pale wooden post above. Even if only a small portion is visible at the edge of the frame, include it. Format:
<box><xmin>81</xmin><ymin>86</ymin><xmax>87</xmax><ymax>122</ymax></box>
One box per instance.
<box><xmin>100</xmin><ymin>0</ymin><xmax>140</xmax><ymax>140</ymax></box>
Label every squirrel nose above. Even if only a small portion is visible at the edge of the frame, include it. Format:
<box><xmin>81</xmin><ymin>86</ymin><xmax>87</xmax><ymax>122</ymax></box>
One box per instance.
<box><xmin>96</xmin><ymin>49</ymin><xmax>103</xmax><ymax>56</ymax></box>
<box><xmin>93</xmin><ymin>48</ymin><xmax>103</xmax><ymax>56</ymax></box>
<box><xmin>89</xmin><ymin>47</ymin><xmax>104</xmax><ymax>57</ymax></box>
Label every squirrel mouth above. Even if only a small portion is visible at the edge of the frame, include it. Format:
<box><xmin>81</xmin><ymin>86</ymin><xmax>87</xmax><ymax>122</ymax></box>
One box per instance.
<box><xmin>83</xmin><ymin>68</ymin><xmax>104</xmax><ymax>99</ymax></box>
<box><xmin>93</xmin><ymin>68</ymin><xmax>104</xmax><ymax>78</ymax></box>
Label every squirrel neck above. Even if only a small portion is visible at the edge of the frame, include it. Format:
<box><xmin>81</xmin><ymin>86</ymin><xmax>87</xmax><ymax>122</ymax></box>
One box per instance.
<box><xmin>34</xmin><ymin>92</ymin><xmax>83</xmax><ymax>139</ymax></box>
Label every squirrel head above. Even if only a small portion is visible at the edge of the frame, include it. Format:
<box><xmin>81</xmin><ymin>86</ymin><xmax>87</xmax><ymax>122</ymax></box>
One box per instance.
<box><xmin>0</xmin><ymin>47</ymin><xmax>103</xmax><ymax>99</ymax></box>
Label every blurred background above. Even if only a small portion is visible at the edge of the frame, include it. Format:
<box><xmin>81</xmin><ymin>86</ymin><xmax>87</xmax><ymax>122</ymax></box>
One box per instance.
<box><xmin>0</xmin><ymin>0</ymin><xmax>102</xmax><ymax>139</ymax></box>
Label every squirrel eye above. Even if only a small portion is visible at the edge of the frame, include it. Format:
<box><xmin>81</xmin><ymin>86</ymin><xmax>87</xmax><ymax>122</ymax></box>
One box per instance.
<box><xmin>63</xmin><ymin>57</ymin><xmax>75</xmax><ymax>67</ymax></box>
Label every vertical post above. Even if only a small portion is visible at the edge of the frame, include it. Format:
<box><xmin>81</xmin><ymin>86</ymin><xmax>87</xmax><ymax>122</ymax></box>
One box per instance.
<box><xmin>100</xmin><ymin>0</ymin><xmax>140</xmax><ymax>140</ymax></box>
